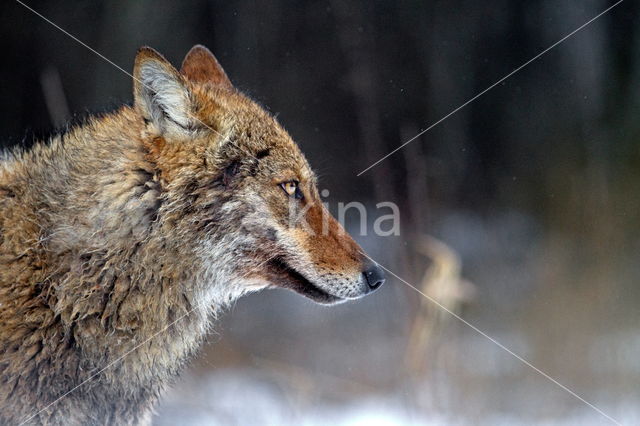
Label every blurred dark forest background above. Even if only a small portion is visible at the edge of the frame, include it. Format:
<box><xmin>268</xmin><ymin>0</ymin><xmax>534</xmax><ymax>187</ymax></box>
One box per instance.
<box><xmin>1</xmin><ymin>1</ymin><xmax>639</xmax><ymax>424</ymax></box>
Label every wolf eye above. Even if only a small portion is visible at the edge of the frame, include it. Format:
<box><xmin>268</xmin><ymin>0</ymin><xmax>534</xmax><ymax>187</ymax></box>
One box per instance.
<box><xmin>280</xmin><ymin>181</ymin><xmax>303</xmax><ymax>199</ymax></box>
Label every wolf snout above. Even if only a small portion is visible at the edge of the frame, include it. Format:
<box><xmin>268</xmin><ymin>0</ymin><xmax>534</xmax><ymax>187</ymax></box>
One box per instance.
<box><xmin>362</xmin><ymin>261</ymin><xmax>386</xmax><ymax>293</ymax></box>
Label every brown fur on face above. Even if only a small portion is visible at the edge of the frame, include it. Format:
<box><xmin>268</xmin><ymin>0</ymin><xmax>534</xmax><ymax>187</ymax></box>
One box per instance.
<box><xmin>0</xmin><ymin>45</ymin><xmax>381</xmax><ymax>425</ymax></box>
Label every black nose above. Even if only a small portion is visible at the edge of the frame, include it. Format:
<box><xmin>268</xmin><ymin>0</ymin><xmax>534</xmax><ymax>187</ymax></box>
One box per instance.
<box><xmin>363</xmin><ymin>261</ymin><xmax>386</xmax><ymax>292</ymax></box>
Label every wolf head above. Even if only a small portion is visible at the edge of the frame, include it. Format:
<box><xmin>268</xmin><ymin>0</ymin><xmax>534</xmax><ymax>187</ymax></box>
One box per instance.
<box><xmin>132</xmin><ymin>45</ymin><xmax>384</xmax><ymax>305</ymax></box>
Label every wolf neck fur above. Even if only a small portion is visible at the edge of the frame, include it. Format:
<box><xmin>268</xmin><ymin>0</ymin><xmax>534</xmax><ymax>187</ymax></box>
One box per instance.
<box><xmin>0</xmin><ymin>106</ymin><xmax>240</xmax><ymax>421</ymax></box>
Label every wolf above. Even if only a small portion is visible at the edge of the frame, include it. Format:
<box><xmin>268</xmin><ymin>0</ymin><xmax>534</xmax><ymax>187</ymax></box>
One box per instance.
<box><xmin>0</xmin><ymin>45</ymin><xmax>385</xmax><ymax>425</ymax></box>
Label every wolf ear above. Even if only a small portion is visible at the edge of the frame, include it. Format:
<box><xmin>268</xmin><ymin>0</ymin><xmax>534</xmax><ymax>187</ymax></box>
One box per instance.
<box><xmin>180</xmin><ymin>44</ymin><xmax>233</xmax><ymax>88</ymax></box>
<box><xmin>133</xmin><ymin>46</ymin><xmax>194</xmax><ymax>135</ymax></box>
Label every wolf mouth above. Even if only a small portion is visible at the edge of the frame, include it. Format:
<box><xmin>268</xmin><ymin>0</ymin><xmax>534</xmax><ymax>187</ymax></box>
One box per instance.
<box><xmin>266</xmin><ymin>257</ymin><xmax>342</xmax><ymax>304</ymax></box>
